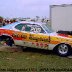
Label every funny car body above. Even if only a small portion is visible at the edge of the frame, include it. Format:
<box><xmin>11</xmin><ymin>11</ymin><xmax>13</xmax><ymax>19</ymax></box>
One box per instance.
<box><xmin>0</xmin><ymin>21</ymin><xmax>72</xmax><ymax>56</ymax></box>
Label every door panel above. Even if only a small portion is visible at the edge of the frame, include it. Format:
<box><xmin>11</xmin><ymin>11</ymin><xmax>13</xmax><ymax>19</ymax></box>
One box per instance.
<box><xmin>28</xmin><ymin>33</ymin><xmax>50</xmax><ymax>49</ymax></box>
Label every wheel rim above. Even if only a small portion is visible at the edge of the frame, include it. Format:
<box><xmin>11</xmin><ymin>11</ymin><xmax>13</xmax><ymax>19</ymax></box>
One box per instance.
<box><xmin>58</xmin><ymin>44</ymin><xmax>68</xmax><ymax>55</ymax></box>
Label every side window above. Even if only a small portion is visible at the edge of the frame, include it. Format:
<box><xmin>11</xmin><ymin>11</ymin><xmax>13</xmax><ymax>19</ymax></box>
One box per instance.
<box><xmin>24</xmin><ymin>25</ymin><xmax>31</xmax><ymax>32</ymax></box>
<box><xmin>30</xmin><ymin>24</ymin><xmax>45</xmax><ymax>33</ymax></box>
<box><xmin>15</xmin><ymin>24</ymin><xmax>24</xmax><ymax>30</ymax></box>
<box><xmin>15</xmin><ymin>23</ymin><xmax>31</xmax><ymax>31</ymax></box>
<box><xmin>15</xmin><ymin>23</ymin><xmax>45</xmax><ymax>33</ymax></box>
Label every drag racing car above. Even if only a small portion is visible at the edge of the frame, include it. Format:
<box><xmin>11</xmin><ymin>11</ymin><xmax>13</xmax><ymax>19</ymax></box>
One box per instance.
<box><xmin>0</xmin><ymin>21</ymin><xmax>72</xmax><ymax>56</ymax></box>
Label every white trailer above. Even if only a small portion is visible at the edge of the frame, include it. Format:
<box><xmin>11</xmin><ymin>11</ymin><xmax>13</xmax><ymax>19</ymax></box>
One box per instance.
<box><xmin>50</xmin><ymin>4</ymin><xmax>72</xmax><ymax>31</ymax></box>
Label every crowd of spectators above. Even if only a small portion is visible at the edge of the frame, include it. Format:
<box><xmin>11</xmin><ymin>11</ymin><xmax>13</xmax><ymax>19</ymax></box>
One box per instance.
<box><xmin>0</xmin><ymin>18</ymin><xmax>17</xmax><ymax>26</ymax></box>
<box><xmin>0</xmin><ymin>16</ymin><xmax>49</xmax><ymax>27</ymax></box>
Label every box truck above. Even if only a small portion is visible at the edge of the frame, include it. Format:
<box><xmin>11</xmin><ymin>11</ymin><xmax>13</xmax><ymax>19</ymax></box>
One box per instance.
<box><xmin>50</xmin><ymin>4</ymin><xmax>72</xmax><ymax>31</ymax></box>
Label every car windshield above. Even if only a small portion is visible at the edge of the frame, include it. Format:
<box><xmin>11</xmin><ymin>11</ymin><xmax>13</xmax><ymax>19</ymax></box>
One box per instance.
<box><xmin>42</xmin><ymin>24</ymin><xmax>53</xmax><ymax>33</ymax></box>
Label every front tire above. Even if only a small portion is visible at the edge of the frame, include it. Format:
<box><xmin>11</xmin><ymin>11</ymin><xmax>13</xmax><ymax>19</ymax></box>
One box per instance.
<box><xmin>57</xmin><ymin>44</ymin><xmax>71</xmax><ymax>57</ymax></box>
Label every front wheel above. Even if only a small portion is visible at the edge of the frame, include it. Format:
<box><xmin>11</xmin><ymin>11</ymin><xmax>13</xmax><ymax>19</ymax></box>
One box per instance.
<box><xmin>57</xmin><ymin>44</ymin><xmax>71</xmax><ymax>57</ymax></box>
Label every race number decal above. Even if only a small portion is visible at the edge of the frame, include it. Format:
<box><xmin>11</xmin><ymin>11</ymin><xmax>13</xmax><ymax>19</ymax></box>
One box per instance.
<box><xmin>31</xmin><ymin>27</ymin><xmax>41</xmax><ymax>33</ymax></box>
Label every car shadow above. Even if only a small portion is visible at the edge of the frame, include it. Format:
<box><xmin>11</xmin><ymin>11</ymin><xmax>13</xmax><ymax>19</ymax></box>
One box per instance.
<box><xmin>22</xmin><ymin>47</ymin><xmax>72</xmax><ymax>58</ymax></box>
<box><xmin>22</xmin><ymin>47</ymin><xmax>56</xmax><ymax>56</ymax></box>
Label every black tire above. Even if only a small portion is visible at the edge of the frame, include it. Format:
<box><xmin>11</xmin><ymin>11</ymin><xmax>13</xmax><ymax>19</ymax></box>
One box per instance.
<box><xmin>0</xmin><ymin>36</ymin><xmax>14</xmax><ymax>46</ymax></box>
<box><xmin>6</xmin><ymin>38</ymin><xmax>14</xmax><ymax>46</ymax></box>
<box><xmin>56</xmin><ymin>44</ymin><xmax>71</xmax><ymax>57</ymax></box>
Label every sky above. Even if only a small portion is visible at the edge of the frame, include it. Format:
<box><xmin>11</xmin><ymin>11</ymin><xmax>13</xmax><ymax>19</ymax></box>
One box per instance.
<box><xmin>0</xmin><ymin>0</ymin><xmax>72</xmax><ymax>18</ymax></box>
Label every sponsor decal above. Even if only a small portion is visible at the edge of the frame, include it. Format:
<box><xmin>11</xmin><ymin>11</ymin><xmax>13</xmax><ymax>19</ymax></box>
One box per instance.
<box><xmin>32</xmin><ymin>42</ymin><xmax>48</xmax><ymax>47</ymax></box>
<box><xmin>32</xmin><ymin>42</ymin><xmax>34</xmax><ymax>45</ymax></box>
<box><xmin>44</xmin><ymin>44</ymin><xmax>48</xmax><ymax>47</ymax></box>
<box><xmin>40</xmin><ymin>43</ymin><xmax>43</xmax><ymax>47</ymax></box>
<box><xmin>12</xmin><ymin>33</ymin><xmax>27</xmax><ymax>39</ymax></box>
<box><xmin>36</xmin><ymin>43</ymin><xmax>39</xmax><ymax>46</ymax></box>
<box><xmin>29</xmin><ymin>34</ymin><xmax>49</xmax><ymax>42</ymax></box>
<box><xmin>50</xmin><ymin>36</ymin><xmax>72</xmax><ymax>44</ymax></box>
<box><xmin>12</xmin><ymin>32</ymin><xmax>49</xmax><ymax>42</ymax></box>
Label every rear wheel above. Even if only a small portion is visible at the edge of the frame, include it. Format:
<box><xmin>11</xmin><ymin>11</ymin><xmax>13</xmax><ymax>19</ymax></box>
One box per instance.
<box><xmin>5</xmin><ymin>38</ymin><xmax>14</xmax><ymax>46</ymax></box>
<box><xmin>56</xmin><ymin>44</ymin><xmax>71</xmax><ymax>56</ymax></box>
<box><xmin>0</xmin><ymin>36</ymin><xmax>14</xmax><ymax>46</ymax></box>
